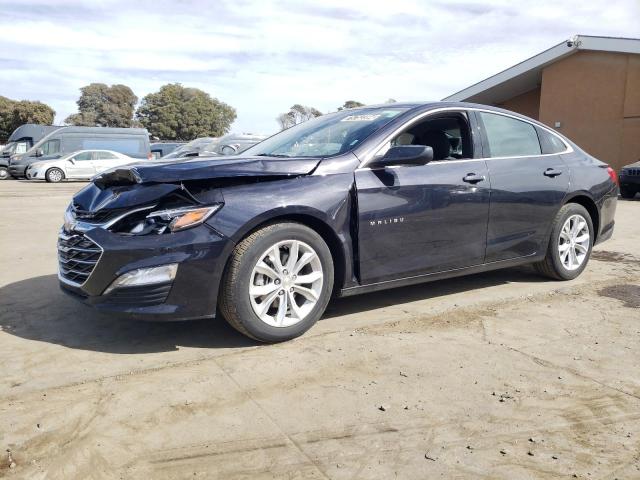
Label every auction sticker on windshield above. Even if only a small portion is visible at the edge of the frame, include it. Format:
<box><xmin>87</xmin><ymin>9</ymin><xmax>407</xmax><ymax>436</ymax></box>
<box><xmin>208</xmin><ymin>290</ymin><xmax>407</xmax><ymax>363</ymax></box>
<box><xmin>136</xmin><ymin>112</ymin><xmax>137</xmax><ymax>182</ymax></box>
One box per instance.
<box><xmin>341</xmin><ymin>114</ymin><xmax>381</xmax><ymax>122</ymax></box>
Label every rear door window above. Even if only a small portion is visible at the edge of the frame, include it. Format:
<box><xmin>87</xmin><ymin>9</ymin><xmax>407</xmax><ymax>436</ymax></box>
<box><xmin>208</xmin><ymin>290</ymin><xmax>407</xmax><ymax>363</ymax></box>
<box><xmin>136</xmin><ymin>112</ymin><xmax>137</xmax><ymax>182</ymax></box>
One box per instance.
<box><xmin>72</xmin><ymin>151</ymin><xmax>93</xmax><ymax>161</ymax></box>
<box><xmin>95</xmin><ymin>151</ymin><xmax>118</xmax><ymax>160</ymax></box>
<box><xmin>478</xmin><ymin>112</ymin><xmax>541</xmax><ymax>157</ymax></box>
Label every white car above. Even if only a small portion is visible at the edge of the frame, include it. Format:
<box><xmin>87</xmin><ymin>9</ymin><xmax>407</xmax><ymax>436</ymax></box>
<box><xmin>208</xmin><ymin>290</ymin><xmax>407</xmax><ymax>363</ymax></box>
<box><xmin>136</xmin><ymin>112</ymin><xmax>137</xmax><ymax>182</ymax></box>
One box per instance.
<box><xmin>26</xmin><ymin>150</ymin><xmax>139</xmax><ymax>182</ymax></box>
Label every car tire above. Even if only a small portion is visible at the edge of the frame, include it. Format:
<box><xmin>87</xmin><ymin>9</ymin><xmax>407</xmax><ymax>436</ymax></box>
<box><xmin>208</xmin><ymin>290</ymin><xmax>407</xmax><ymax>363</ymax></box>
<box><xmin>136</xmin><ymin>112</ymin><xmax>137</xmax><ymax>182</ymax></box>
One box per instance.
<box><xmin>0</xmin><ymin>166</ymin><xmax>10</xmax><ymax>180</ymax></box>
<box><xmin>45</xmin><ymin>167</ymin><xmax>65</xmax><ymax>183</ymax></box>
<box><xmin>219</xmin><ymin>222</ymin><xmax>334</xmax><ymax>343</ymax></box>
<box><xmin>620</xmin><ymin>187</ymin><xmax>636</xmax><ymax>199</ymax></box>
<box><xmin>534</xmin><ymin>203</ymin><xmax>594</xmax><ymax>281</ymax></box>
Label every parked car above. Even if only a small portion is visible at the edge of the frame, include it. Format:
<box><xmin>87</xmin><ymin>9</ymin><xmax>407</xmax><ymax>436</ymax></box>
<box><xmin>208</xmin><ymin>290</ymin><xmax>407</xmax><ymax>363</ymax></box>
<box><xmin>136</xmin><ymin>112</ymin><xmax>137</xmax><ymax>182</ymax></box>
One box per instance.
<box><xmin>0</xmin><ymin>124</ymin><xmax>63</xmax><ymax>180</ymax></box>
<box><xmin>58</xmin><ymin>102</ymin><xmax>618</xmax><ymax>343</ymax></box>
<box><xmin>150</xmin><ymin>142</ymin><xmax>185</xmax><ymax>160</ymax></box>
<box><xmin>161</xmin><ymin>137</ymin><xmax>217</xmax><ymax>159</ymax></box>
<box><xmin>205</xmin><ymin>133</ymin><xmax>268</xmax><ymax>156</ymax></box>
<box><xmin>26</xmin><ymin>150</ymin><xmax>138</xmax><ymax>182</ymax></box>
<box><xmin>619</xmin><ymin>161</ymin><xmax>640</xmax><ymax>199</ymax></box>
<box><xmin>8</xmin><ymin>126</ymin><xmax>151</xmax><ymax>178</ymax></box>
<box><xmin>161</xmin><ymin>134</ymin><xmax>267</xmax><ymax>160</ymax></box>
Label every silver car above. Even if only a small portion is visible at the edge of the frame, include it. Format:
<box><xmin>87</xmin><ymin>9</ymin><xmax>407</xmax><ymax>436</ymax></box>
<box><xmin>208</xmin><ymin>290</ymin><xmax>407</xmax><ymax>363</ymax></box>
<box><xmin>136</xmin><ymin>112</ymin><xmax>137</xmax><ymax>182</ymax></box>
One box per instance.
<box><xmin>26</xmin><ymin>150</ymin><xmax>138</xmax><ymax>182</ymax></box>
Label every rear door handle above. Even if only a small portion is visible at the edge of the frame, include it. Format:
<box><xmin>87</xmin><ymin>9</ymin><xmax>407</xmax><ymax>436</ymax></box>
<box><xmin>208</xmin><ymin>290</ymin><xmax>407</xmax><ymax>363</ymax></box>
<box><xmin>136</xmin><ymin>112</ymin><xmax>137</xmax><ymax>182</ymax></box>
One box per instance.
<box><xmin>544</xmin><ymin>168</ymin><xmax>563</xmax><ymax>178</ymax></box>
<box><xmin>463</xmin><ymin>173</ymin><xmax>485</xmax><ymax>184</ymax></box>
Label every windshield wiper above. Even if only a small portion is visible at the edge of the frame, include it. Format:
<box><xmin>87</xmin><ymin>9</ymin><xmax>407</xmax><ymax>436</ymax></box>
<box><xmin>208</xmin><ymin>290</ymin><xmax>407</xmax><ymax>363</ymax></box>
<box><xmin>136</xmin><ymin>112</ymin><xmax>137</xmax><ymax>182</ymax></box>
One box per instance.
<box><xmin>255</xmin><ymin>153</ymin><xmax>291</xmax><ymax>158</ymax></box>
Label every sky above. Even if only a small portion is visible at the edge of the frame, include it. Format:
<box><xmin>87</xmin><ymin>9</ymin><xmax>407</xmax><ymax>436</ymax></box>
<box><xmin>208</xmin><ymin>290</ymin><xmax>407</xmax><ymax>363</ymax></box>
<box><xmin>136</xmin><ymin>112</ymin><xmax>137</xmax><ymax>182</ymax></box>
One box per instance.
<box><xmin>0</xmin><ymin>0</ymin><xmax>638</xmax><ymax>135</ymax></box>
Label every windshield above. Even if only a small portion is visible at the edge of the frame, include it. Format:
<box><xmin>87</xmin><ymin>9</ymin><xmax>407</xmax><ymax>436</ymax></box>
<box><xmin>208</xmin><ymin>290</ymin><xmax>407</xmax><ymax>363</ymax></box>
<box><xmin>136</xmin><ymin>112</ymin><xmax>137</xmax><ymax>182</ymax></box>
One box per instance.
<box><xmin>244</xmin><ymin>107</ymin><xmax>409</xmax><ymax>158</ymax></box>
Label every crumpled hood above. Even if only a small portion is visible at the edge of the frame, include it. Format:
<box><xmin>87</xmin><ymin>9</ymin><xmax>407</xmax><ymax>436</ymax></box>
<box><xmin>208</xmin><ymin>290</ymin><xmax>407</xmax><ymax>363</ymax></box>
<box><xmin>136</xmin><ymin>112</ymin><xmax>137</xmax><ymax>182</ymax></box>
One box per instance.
<box><xmin>93</xmin><ymin>155</ymin><xmax>321</xmax><ymax>187</ymax></box>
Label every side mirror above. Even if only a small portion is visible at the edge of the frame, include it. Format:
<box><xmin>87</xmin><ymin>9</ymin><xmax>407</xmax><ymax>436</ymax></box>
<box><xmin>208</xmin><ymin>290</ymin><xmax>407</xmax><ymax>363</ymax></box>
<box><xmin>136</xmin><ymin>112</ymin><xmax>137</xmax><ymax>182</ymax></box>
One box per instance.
<box><xmin>35</xmin><ymin>148</ymin><xmax>43</xmax><ymax>157</ymax></box>
<box><xmin>372</xmin><ymin>145</ymin><xmax>433</xmax><ymax>168</ymax></box>
<box><xmin>67</xmin><ymin>158</ymin><xmax>75</xmax><ymax>164</ymax></box>
<box><xmin>220</xmin><ymin>144</ymin><xmax>238</xmax><ymax>156</ymax></box>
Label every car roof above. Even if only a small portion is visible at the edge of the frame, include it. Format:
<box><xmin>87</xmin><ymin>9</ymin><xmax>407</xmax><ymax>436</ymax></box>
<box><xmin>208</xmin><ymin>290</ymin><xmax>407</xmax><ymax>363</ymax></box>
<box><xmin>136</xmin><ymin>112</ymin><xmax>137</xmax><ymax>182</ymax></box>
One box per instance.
<box><xmin>62</xmin><ymin>149</ymin><xmax>124</xmax><ymax>156</ymax></box>
<box><xmin>345</xmin><ymin>101</ymin><xmax>536</xmax><ymax>114</ymax></box>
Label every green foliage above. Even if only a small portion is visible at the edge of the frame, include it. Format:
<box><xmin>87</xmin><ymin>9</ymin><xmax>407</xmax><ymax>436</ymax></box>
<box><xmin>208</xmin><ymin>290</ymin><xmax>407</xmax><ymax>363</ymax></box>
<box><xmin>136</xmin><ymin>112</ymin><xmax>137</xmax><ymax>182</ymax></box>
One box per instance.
<box><xmin>136</xmin><ymin>83</ymin><xmax>236</xmax><ymax>141</ymax></box>
<box><xmin>0</xmin><ymin>95</ymin><xmax>55</xmax><ymax>143</ymax></box>
<box><xmin>65</xmin><ymin>83</ymin><xmax>138</xmax><ymax>127</ymax></box>
<box><xmin>338</xmin><ymin>100</ymin><xmax>365</xmax><ymax>110</ymax></box>
<box><xmin>277</xmin><ymin>104</ymin><xmax>323</xmax><ymax>130</ymax></box>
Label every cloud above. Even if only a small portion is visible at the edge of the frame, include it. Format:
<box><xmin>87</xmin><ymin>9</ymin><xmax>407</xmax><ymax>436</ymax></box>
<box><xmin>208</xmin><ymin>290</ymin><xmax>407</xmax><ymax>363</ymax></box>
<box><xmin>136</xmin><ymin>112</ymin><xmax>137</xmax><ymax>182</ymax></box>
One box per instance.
<box><xmin>0</xmin><ymin>0</ymin><xmax>638</xmax><ymax>134</ymax></box>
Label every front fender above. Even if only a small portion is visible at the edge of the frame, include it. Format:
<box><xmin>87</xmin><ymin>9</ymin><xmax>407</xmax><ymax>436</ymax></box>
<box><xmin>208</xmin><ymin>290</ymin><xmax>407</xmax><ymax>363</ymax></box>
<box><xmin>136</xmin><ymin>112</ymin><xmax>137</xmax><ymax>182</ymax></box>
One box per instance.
<box><xmin>208</xmin><ymin>172</ymin><xmax>358</xmax><ymax>289</ymax></box>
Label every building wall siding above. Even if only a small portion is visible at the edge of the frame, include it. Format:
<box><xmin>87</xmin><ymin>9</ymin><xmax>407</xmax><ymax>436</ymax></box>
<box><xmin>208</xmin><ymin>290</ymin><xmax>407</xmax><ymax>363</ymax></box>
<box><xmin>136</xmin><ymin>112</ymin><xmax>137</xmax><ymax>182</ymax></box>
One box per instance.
<box><xmin>498</xmin><ymin>88</ymin><xmax>541</xmax><ymax>120</ymax></box>
<box><xmin>537</xmin><ymin>51</ymin><xmax>639</xmax><ymax>171</ymax></box>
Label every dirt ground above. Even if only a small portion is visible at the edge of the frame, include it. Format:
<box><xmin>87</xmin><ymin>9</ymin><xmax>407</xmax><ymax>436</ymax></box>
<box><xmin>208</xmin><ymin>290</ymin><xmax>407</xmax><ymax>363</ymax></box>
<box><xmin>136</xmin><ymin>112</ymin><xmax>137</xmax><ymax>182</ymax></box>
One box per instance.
<box><xmin>0</xmin><ymin>180</ymin><xmax>639</xmax><ymax>480</ymax></box>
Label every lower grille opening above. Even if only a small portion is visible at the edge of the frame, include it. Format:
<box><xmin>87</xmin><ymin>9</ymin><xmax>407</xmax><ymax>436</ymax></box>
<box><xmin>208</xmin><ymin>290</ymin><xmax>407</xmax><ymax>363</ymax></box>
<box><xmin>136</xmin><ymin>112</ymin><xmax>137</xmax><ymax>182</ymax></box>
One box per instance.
<box><xmin>102</xmin><ymin>282</ymin><xmax>172</xmax><ymax>307</ymax></box>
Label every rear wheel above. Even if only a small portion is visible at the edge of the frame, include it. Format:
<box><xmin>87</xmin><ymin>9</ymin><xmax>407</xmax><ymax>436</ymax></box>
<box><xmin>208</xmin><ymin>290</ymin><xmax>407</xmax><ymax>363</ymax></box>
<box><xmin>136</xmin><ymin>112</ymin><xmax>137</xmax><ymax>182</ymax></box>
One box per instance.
<box><xmin>45</xmin><ymin>167</ymin><xmax>65</xmax><ymax>183</ymax></box>
<box><xmin>534</xmin><ymin>203</ymin><xmax>593</xmax><ymax>280</ymax></box>
<box><xmin>219</xmin><ymin>222</ymin><xmax>334</xmax><ymax>342</ymax></box>
<box><xmin>620</xmin><ymin>187</ymin><xmax>636</xmax><ymax>199</ymax></box>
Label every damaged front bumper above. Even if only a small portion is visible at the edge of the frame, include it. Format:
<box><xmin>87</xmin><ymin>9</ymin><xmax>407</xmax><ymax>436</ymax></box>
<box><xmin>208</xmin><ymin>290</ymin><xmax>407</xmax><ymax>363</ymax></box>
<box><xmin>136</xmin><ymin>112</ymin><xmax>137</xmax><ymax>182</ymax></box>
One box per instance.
<box><xmin>58</xmin><ymin>224</ymin><xmax>232</xmax><ymax>321</ymax></box>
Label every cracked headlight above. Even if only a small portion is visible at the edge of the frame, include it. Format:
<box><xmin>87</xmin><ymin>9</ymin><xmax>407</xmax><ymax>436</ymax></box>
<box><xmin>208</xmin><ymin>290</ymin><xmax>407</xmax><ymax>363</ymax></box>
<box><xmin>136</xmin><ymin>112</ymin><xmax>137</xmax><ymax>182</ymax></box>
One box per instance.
<box><xmin>147</xmin><ymin>205</ymin><xmax>222</xmax><ymax>232</ymax></box>
<box><xmin>116</xmin><ymin>204</ymin><xmax>223</xmax><ymax>235</ymax></box>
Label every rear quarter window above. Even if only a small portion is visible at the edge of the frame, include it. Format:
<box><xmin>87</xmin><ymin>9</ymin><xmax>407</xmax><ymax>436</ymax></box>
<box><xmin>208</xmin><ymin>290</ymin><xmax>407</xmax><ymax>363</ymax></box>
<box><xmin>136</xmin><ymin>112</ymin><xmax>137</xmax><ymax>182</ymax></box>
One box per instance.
<box><xmin>536</xmin><ymin>127</ymin><xmax>569</xmax><ymax>154</ymax></box>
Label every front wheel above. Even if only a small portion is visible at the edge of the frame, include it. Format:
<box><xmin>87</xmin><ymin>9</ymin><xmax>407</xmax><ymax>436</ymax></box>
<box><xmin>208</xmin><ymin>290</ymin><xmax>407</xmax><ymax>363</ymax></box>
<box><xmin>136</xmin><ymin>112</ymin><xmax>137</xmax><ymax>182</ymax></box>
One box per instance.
<box><xmin>45</xmin><ymin>167</ymin><xmax>65</xmax><ymax>183</ymax></box>
<box><xmin>534</xmin><ymin>203</ymin><xmax>593</xmax><ymax>280</ymax></box>
<box><xmin>219</xmin><ymin>222</ymin><xmax>334</xmax><ymax>342</ymax></box>
<box><xmin>0</xmin><ymin>166</ymin><xmax>10</xmax><ymax>180</ymax></box>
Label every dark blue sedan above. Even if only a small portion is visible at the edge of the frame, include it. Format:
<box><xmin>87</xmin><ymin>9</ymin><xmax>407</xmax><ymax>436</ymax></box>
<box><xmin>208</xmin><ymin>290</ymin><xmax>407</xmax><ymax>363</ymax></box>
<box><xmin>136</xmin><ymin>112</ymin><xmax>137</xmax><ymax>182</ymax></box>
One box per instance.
<box><xmin>59</xmin><ymin>102</ymin><xmax>618</xmax><ymax>342</ymax></box>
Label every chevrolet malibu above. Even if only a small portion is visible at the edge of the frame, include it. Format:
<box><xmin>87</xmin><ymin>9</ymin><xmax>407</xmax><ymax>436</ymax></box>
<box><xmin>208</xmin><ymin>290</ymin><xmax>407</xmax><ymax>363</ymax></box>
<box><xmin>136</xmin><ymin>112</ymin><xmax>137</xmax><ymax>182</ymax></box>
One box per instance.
<box><xmin>59</xmin><ymin>102</ymin><xmax>618</xmax><ymax>342</ymax></box>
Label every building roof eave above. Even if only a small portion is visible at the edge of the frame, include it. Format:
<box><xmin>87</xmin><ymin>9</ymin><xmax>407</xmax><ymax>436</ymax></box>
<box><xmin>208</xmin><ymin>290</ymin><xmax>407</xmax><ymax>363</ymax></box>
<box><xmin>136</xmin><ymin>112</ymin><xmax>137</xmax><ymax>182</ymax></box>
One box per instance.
<box><xmin>443</xmin><ymin>35</ymin><xmax>640</xmax><ymax>104</ymax></box>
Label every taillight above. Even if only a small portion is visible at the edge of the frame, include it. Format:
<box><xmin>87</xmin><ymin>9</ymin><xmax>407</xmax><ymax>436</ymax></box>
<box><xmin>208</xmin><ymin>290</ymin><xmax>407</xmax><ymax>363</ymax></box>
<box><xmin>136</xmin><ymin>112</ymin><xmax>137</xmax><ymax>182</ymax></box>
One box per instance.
<box><xmin>606</xmin><ymin>166</ymin><xmax>619</xmax><ymax>186</ymax></box>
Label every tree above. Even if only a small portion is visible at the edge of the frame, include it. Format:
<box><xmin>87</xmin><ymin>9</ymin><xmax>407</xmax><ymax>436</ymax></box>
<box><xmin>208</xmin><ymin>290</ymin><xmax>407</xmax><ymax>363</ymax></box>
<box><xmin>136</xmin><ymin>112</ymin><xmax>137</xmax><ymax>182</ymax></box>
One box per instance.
<box><xmin>276</xmin><ymin>104</ymin><xmax>322</xmax><ymax>130</ymax></box>
<box><xmin>338</xmin><ymin>100</ymin><xmax>365</xmax><ymax>110</ymax></box>
<box><xmin>136</xmin><ymin>83</ymin><xmax>236</xmax><ymax>140</ymax></box>
<box><xmin>0</xmin><ymin>96</ymin><xmax>55</xmax><ymax>143</ymax></box>
<box><xmin>65</xmin><ymin>83</ymin><xmax>138</xmax><ymax>127</ymax></box>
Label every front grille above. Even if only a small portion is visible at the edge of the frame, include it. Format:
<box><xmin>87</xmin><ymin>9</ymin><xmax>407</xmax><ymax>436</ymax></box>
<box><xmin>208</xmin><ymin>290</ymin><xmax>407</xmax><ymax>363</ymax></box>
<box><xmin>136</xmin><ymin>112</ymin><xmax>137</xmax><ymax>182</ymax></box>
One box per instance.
<box><xmin>623</xmin><ymin>168</ymin><xmax>640</xmax><ymax>176</ymax></box>
<box><xmin>58</xmin><ymin>232</ymin><xmax>102</xmax><ymax>285</ymax></box>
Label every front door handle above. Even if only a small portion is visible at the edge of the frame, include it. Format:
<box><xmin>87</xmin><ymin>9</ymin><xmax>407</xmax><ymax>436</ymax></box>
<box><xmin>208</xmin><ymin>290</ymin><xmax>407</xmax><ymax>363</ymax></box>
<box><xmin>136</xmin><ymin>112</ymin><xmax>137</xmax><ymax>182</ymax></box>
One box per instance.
<box><xmin>463</xmin><ymin>173</ymin><xmax>485</xmax><ymax>184</ymax></box>
<box><xmin>544</xmin><ymin>168</ymin><xmax>563</xmax><ymax>178</ymax></box>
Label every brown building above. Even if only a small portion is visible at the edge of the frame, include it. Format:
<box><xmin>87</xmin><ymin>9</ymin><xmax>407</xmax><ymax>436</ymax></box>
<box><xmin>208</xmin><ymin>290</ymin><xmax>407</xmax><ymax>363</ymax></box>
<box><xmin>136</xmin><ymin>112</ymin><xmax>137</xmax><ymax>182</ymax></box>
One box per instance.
<box><xmin>444</xmin><ymin>35</ymin><xmax>640</xmax><ymax>171</ymax></box>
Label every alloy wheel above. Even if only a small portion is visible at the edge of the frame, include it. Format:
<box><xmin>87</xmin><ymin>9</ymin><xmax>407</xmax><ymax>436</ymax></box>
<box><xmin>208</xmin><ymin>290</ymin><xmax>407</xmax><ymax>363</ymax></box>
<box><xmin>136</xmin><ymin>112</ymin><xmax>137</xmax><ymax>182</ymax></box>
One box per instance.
<box><xmin>558</xmin><ymin>214</ymin><xmax>590</xmax><ymax>271</ymax></box>
<box><xmin>49</xmin><ymin>169</ymin><xmax>63</xmax><ymax>182</ymax></box>
<box><xmin>249</xmin><ymin>239</ymin><xmax>323</xmax><ymax>327</ymax></box>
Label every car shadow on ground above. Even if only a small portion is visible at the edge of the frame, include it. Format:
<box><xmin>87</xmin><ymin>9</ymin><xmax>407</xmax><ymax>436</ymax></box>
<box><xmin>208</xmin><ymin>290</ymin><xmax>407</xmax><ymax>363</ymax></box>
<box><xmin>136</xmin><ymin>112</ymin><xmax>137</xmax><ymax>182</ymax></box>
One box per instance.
<box><xmin>0</xmin><ymin>274</ymin><xmax>256</xmax><ymax>354</ymax></box>
<box><xmin>0</xmin><ymin>267</ymin><xmax>545</xmax><ymax>354</ymax></box>
<box><xmin>324</xmin><ymin>265</ymin><xmax>545</xmax><ymax>318</ymax></box>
